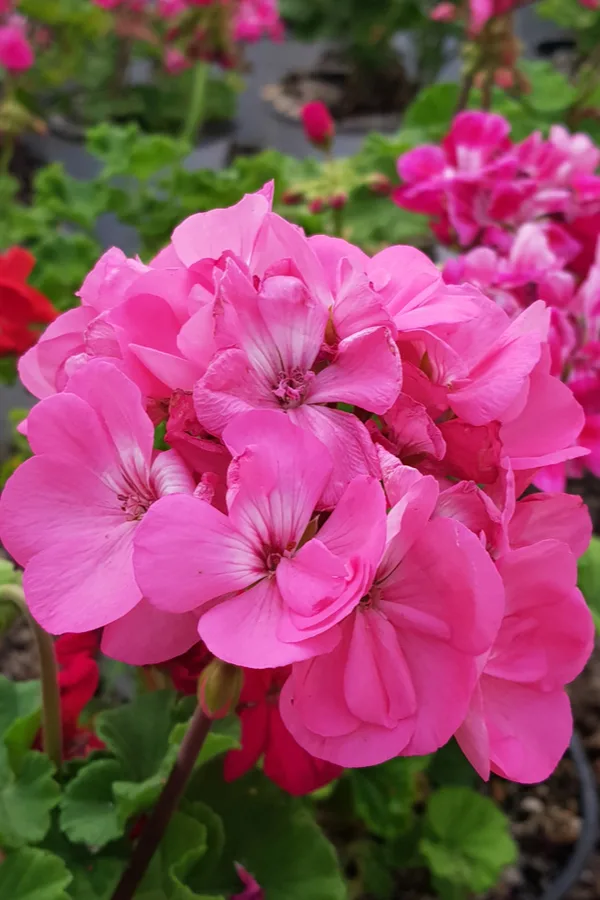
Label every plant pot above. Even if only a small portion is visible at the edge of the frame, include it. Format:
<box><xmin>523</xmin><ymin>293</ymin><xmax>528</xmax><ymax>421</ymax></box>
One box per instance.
<box><xmin>261</xmin><ymin>44</ymin><xmax>415</xmax><ymax>160</ymax></box>
<box><xmin>541</xmin><ymin>732</ymin><xmax>598</xmax><ymax>900</ymax></box>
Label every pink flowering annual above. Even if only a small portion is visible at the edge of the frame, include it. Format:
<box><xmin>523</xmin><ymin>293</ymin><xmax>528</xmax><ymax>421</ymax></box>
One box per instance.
<box><xmin>0</xmin><ymin>15</ymin><xmax>34</xmax><ymax>73</ymax></box>
<box><xmin>4</xmin><ymin>184</ymin><xmax>594</xmax><ymax>784</ymax></box>
<box><xmin>0</xmin><ymin>360</ymin><xmax>199</xmax><ymax>665</ymax></box>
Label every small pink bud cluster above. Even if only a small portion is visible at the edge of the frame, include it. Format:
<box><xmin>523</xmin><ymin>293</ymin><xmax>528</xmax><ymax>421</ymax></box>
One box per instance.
<box><xmin>0</xmin><ymin>11</ymin><xmax>34</xmax><ymax>74</ymax></box>
<box><xmin>2</xmin><ymin>183</ymin><xmax>593</xmax><ymax>790</ymax></box>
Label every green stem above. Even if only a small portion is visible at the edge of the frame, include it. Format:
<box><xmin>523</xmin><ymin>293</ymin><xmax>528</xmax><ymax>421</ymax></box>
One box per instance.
<box><xmin>331</xmin><ymin>205</ymin><xmax>344</xmax><ymax>238</ymax></box>
<box><xmin>0</xmin><ymin>585</ymin><xmax>62</xmax><ymax>771</ymax></box>
<box><xmin>0</xmin><ymin>137</ymin><xmax>14</xmax><ymax>177</ymax></box>
<box><xmin>111</xmin><ymin>705</ymin><xmax>212</xmax><ymax>900</ymax></box>
<box><xmin>181</xmin><ymin>61</ymin><xmax>209</xmax><ymax>144</ymax></box>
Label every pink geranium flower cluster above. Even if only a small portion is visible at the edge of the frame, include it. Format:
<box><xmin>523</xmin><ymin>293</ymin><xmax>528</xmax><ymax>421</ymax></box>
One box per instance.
<box><xmin>0</xmin><ymin>10</ymin><xmax>34</xmax><ymax>74</ymax></box>
<box><xmin>394</xmin><ymin>111</ymin><xmax>600</xmax><ymax>490</ymax></box>
<box><xmin>1</xmin><ymin>185</ymin><xmax>594</xmax><ymax>787</ymax></box>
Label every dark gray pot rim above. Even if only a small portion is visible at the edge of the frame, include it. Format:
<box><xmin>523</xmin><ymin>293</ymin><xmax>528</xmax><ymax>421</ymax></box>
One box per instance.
<box><xmin>542</xmin><ymin>732</ymin><xmax>598</xmax><ymax>900</ymax></box>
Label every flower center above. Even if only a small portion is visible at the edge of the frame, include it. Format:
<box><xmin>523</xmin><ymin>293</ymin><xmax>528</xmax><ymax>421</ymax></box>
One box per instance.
<box><xmin>118</xmin><ymin>491</ymin><xmax>155</xmax><ymax>521</ymax></box>
<box><xmin>266</xmin><ymin>551</ymin><xmax>282</xmax><ymax>572</ymax></box>
<box><xmin>272</xmin><ymin>368</ymin><xmax>314</xmax><ymax>409</ymax></box>
<box><xmin>359</xmin><ymin>585</ymin><xmax>382</xmax><ymax>611</ymax></box>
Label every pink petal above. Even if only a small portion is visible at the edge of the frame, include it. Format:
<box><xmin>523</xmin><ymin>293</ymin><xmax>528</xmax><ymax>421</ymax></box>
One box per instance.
<box><xmin>456</xmin><ymin>683</ymin><xmax>491</xmax><ymax>781</ymax></box>
<box><xmin>133</xmin><ymin>493</ymin><xmax>259</xmax><ymax>614</ymax></box>
<box><xmin>0</xmin><ymin>456</ymin><xmax>121</xmax><ymax>567</ymax></box>
<box><xmin>344</xmin><ymin>608</ymin><xmax>416</xmax><ymax>727</ymax></box>
<box><xmin>308</xmin><ymin>235</ymin><xmax>371</xmax><ymax>294</ymax></box>
<box><xmin>251</xmin><ymin>212</ymin><xmax>332</xmax><ymax>309</ymax></box>
<box><xmin>450</xmin><ymin>301</ymin><xmax>550</xmax><ymax>425</ymax></box>
<box><xmin>378</xmin><ymin>473</ymin><xmax>440</xmax><ymax>579</ymax></box>
<box><xmin>309</xmin><ymin>326</ymin><xmax>402</xmax><ymax>413</ymax></box>
<box><xmin>223</xmin><ymin>409</ymin><xmax>333</xmax><ymax>548</ymax></box>
<box><xmin>381</xmin><ymin>517</ymin><xmax>504</xmax><ymax>655</ymax></box>
<box><xmin>24</xmin><ymin>523</ymin><xmax>140</xmax><ymax>634</ymax></box>
<box><xmin>276</xmin><ymin>539</ymin><xmax>348</xmax><ymax>618</ymax></box>
<box><xmin>150</xmin><ymin>448</ymin><xmax>196</xmax><ymax>497</ymax></box>
<box><xmin>198</xmin><ymin>577</ymin><xmax>339</xmax><ymax>668</ymax></box>
<box><xmin>400</xmin><ymin>631</ymin><xmax>478</xmax><ymax>756</ymax></box>
<box><xmin>397</xmin><ymin>145</ymin><xmax>446</xmax><ymax>184</ymax></box>
<box><xmin>382</xmin><ymin>393</ymin><xmax>446</xmax><ymax>461</ymax></box>
<box><xmin>483</xmin><ymin>677</ymin><xmax>573</xmax><ymax>783</ymax></box>
<box><xmin>288</xmin><ymin>405</ymin><xmax>380</xmax><ymax>508</ymax></box>
<box><xmin>317</xmin><ymin>475</ymin><xmax>387</xmax><ymax>573</ymax></box>
<box><xmin>194</xmin><ymin>347</ymin><xmax>271</xmax><ymax>437</ymax></box>
<box><xmin>18</xmin><ymin>306</ymin><xmax>94</xmax><ymax>399</ymax></box>
<box><xmin>509</xmin><ymin>493</ymin><xmax>591</xmax><ymax>559</ymax></box>
<box><xmin>101</xmin><ymin>599</ymin><xmax>199</xmax><ymax>665</ymax></box>
<box><xmin>171</xmin><ymin>188</ymin><xmax>271</xmax><ymax>267</ymax></box>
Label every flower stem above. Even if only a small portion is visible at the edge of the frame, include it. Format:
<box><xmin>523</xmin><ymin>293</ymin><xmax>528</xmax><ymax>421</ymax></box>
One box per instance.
<box><xmin>0</xmin><ymin>585</ymin><xmax>62</xmax><ymax>770</ymax></box>
<box><xmin>181</xmin><ymin>61</ymin><xmax>209</xmax><ymax>144</ymax></box>
<box><xmin>110</xmin><ymin>705</ymin><xmax>212</xmax><ymax>900</ymax></box>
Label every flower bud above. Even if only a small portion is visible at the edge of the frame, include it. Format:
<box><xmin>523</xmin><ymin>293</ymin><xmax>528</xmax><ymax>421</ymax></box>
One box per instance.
<box><xmin>429</xmin><ymin>2</ymin><xmax>457</xmax><ymax>22</ymax></box>
<box><xmin>281</xmin><ymin>189</ymin><xmax>303</xmax><ymax>206</ymax></box>
<box><xmin>308</xmin><ymin>197</ymin><xmax>325</xmax><ymax>214</ymax></box>
<box><xmin>368</xmin><ymin>173</ymin><xmax>393</xmax><ymax>196</ymax></box>
<box><xmin>328</xmin><ymin>192</ymin><xmax>347</xmax><ymax>210</ymax></box>
<box><xmin>198</xmin><ymin>658</ymin><xmax>243</xmax><ymax>719</ymax></box>
<box><xmin>301</xmin><ymin>101</ymin><xmax>335</xmax><ymax>151</ymax></box>
<box><xmin>494</xmin><ymin>67</ymin><xmax>515</xmax><ymax>90</ymax></box>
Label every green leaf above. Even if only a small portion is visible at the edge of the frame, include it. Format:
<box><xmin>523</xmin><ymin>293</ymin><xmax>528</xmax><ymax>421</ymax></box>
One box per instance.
<box><xmin>403</xmin><ymin>84</ymin><xmax>460</xmax><ymax>138</ymax></box>
<box><xmin>350</xmin><ymin>755</ymin><xmax>430</xmax><ymax>839</ymax></box>
<box><xmin>520</xmin><ymin>61</ymin><xmax>578</xmax><ymax>114</ymax></box>
<box><xmin>0</xmin><ymin>675</ymin><xmax>42</xmax><ymax>769</ymax></box>
<box><xmin>169</xmin><ymin>723</ymin><xmax>240</xmax><ymax>768</ymax></box>
<box><xmin>0</xmin><ymin>848</ymin><xmax>72</xmax><ymax>900</ymax></box>
<box><xmin>429</xmin><ymin>739</ymin><xmax>481</xmax><ymax>789</ymax></box>
<box><xmin>420</xmin><ymin>787</ymin><xmax>517</xmax><ymax>894</ymax></box>
<box><xmin>95</xmin><ymin>691</ymin><xmax>174</xmax><ymax>782</ymax></box>
<box><xmin>67</xmin><ymin>857</ymin><xmax>123</xmax><ymax>900</ymax></box>
<box><xmin>578</xmin><ymin>534</ymin><xmax>600</xmax><ymax>631</ymax></box>
<box><xmin>137</xmin><ymin>806</ymin><xmax>225</xmax><ymax>900</ymax></box>
<box><xmin>60</xmin><ymin>759</ymin><xmax>124</xmax><ymax>849</ymax></box>
<box><xmin>186</xmin><ymin>762</ymin><xmax>346</xmax><ymax>899</ymax></box>
<box><xmin>0</xmin><ymin>749</ymin><xmax>60</xmax><ymax>848</ymax></box>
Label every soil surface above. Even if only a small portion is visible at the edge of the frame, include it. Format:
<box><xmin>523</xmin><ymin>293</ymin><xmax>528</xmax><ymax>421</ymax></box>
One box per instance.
<box><xmin>263</xmin><ymin>49</ymin><xmax>415</xmax><ymax>129</ymax></box>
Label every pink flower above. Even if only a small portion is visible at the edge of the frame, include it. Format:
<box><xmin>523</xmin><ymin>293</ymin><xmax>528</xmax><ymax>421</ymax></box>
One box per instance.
<box><xmin>164</xmin><ymin>47</ymin><xmax>190</xmax><ymax>74</ymax></box>
<box><xmin>134</xmin><ymin>410</ymin><xmax>386</xmax><ymax>668</ymax></box>
<box><xmin>468</xmin><ymin>0</ymin><xmax>523</xmax><ymax>34</ymax></box>
<box><xmin>430</xmin><ymin>2</ymin><xmax>457</xmax><ymax>21</ymax></box>
<box><xmin>0</xmin><ymin>19</ymin><xmax>33</xmax><ymax>73</ymax></box>
<box><xmin>279</xmin><ymin>462</ymin><xmax>505</xmax><ymax>767</ymax></box>
<box><xmin>301</xmin><ymin>102</ymin><xmax>335</xmax><ymax>150</ymax></box>
<box><xmin>231</xmin><ymin>864</ymin><xmax>263</xmax><ymax>900</ymax></box>
<box><xmin>234</xmin><ymin>0</ymin><xmax>283</xmax><ymax>42</ymax></box>
<box><xmin>578</xmin><ymin>0</ymin><xmax>600</xmax><ymax>9</ymax></box>
<box><xmin>192</xmin><ymin>255</ymin><xmax>401</xmax><ymax>506</ymax></box>
<box><xmin>455</xmin><ymin>489</ymin><xmax>594</xmax><ymax>782</ymax></box>
<box><xmin>0</xmin><ymin>360</ymin><xmax>199</xmax><ymax>665</ymax></box>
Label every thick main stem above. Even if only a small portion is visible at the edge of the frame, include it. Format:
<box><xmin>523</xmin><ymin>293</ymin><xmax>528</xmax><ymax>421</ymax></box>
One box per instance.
<box><xmin>111</xmin><ymin>705</ymin><xmax>212</xmax><ymax>900</ymax></box>
<box><xmin>181</xmin><ymin>62</ymin><xmax>209</xmax><ymax>144</ymax></box>
<box><xmin>0</xmin><ymin>585</ymin><xmax>62</xmax><ymax>770</ymax></box>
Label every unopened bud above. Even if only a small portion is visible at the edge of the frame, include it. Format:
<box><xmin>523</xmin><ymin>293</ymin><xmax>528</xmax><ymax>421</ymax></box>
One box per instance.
<box><xmin>308</xmin><ymin>197</ymin><xmax>325</xmax><ymax>214</ymax></box>
<box><xmin>494</xmin><ymin>67</ymin><xmax>515</xmax><ymax>89</ymax></box>
<box><xmin>198</xmin><ymin>658</ymin><xmax>243</xmax><ymax>719</ymax></box>
<box><xmin>429</xmin><ymin>2</ymin><xmax>457</xmax><ymax>22</ymax></box>
<box><xmin>328</xmin><ymin>192</ymin><xmax>348</xmax><ymax>210</ymax></box>
<box><xmin>281</xmin><ymin>189</ymin><xmax>303</xmax><ymax>206</ymax></box>
<box><xmin>368</xmin><ymin>173</ymin><xmax>393</xmax><ymax>196</ymax></box>
<box><xmin>301</xmin><ymin>101</ymin><xmax>335</xmax><ymax>151</ymax></box>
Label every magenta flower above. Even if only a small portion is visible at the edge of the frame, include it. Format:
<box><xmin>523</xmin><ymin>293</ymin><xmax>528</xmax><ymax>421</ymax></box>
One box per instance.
<box><xmin>301</xmin><ymin>102</ymin><xmax>335</xmax><ymax>150</ymax></box>
<box><xmin>0</xmin><ymin>360</ymin><xmax>198</xmax><ymax>664</ymax></box>
<box><xmin>0</xmin><ymin>17</ymin><xmax>33</xmax><ymax>73</ymax></box>
<box><xmin>134</xmin><ymin>410</ymin><xmax>386</xmax><ymax>668</ymax></box>
<box><xmin>450</xmin><ymin>486</ymin><xmax>594</xmax><ymax>782</ymax></box>
<box><xmin>279</xmin><ymin>462</ymin><xmax>504</xmax><ymax>766</ymax></box>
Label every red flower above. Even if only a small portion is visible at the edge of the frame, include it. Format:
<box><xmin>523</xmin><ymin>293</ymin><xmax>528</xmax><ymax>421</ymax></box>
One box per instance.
<box><xmin>0</xmin><ymin>248</ymin><xmax>57</xmax><ymax>355</ymax></box>
<box><xmin>301</xmin><ymin>102</ymin><xmax>335</xmax><ymax>151</ymax></box>
<box><xmin>224</xmin><ymin>668</ymin><xmax>343</xmax><ymax>797</ymax></box>
<box><xmin>54</xmin><ymin>632</ymin><xmax>103</xmax><ymax>759</ymax></box>
<box><xmin>162</xmin><ymin>641</ymin><xmax>212</xmax><ymax>694</ymax></box>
